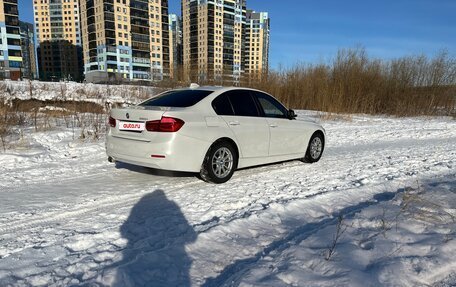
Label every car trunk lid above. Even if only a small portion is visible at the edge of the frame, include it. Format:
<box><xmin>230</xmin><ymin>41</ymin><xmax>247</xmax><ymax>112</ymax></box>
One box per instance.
<box><xmin>109</xmin><ymin>106</ymin><xmax>168</xmax><ymax>141</ymax></box>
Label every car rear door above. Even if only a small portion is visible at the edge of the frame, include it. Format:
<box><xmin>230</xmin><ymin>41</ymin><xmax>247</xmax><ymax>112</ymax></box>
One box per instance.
<box><xmin>252</xmin><ymin>91</ymin><xmax>309</xmax><ymax>156</ymax></box>
<box><xmin>213</xmin><ymin>90</ymin><xmax>270</xmax><ymax>158</ymax></box>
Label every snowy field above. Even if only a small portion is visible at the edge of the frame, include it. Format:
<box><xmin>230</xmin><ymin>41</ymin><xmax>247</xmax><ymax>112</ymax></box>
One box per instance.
<box><xmin>0</xmin><ymin>111</ymin><xmax>455</xmax><ymax>287</ymax></box>
<box><xmin>0</xmin><ymin>80</ymin><xmax>160</xmax><ymax>106</ymax></box>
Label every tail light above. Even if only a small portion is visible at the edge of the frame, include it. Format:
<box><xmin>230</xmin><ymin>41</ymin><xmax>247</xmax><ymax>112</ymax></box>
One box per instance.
<box><xmin>109</xmin><ymin>116</ymin><xmax>116</xmax><ymax>127</ymax></box>
<box><xmin>146</xmin><ymin>117</ymin><xmax>185</xmax><ymax>132</ymax></box>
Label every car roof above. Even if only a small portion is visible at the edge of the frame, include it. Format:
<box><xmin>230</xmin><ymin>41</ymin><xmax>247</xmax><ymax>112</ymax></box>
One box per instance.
<box><xmin>177</xmin><ymin>86</ymin><xmax>261</xmax><ymax>93</ymax></box>
<box><xmin>177</xmin><ymin>86</ymin><xmax>267</xmax><ymax>110</ymax></box>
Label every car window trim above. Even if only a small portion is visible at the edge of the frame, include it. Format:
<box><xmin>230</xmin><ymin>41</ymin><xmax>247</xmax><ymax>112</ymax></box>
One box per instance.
<box><xmin>252</xmin><ymin>91</ymin><xmax>289</xmax><ymax>119</ymax></box>
<box><xmin>226</xmin><ymin>89</ymin><xmax>261</xmax><ymax>118</ymax></box>
<box><xmin>250</xmin><ymin>90</ymin><xmax>266</xmax><ymax>117</ymax></box>
<box><xmin>224</xmin><ymin>94</ymin><xmax>236</xmax><ymax>116</ymax></box>
<box><xmin>139</xmin><ymin>89</ymin><xmax>213</xmax><ymax>108</ymax></box>
<box><xmin>211</xmin><ymin>93</ymin><xmax>235</xmax><ymax>116</ymax></box>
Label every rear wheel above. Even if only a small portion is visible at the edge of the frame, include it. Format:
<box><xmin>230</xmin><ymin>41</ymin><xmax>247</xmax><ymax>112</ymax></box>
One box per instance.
<box><xmin>303</xmin><ymin>132</ymin><xmax>324</xmax><ymax>163</ymax></box>
<box><xmin>200</xmin><ymin>141</ymin><xmax>237</xmax><ymax>184</ymax></box>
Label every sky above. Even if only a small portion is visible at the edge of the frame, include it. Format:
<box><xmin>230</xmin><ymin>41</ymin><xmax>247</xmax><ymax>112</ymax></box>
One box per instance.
<box><xmin>18</xmin><ymin>0</ymin><xmax>456</xmax><ymax>70</ymax></box>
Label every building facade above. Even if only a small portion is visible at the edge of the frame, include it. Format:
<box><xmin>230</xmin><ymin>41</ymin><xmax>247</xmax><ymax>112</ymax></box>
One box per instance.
<box><xmin>33</xmin><ymin>0</ymin><xmax>83</xmax><ymax>81</ymax></box>
<box><xmin>0</xmin><ymin>0</ymin><xmax>22</xmax><ymax>80</ymax></box>
<box><xmin>80</xmin><ymin>0</ymin><xmax>170</xmax><ymax>83</ymax></box>
<box><xmin>182</xmin><ymin>0</ymin><xmax>246</xmax><ymax>84</ymax></box>
<box><xmin>168</xmin><ymin>13</ymin><xmax>182</xmax><ymax>79</ymax></box>
<box><xmin>20</xmin><ymin>21</ymin><xmax>38</xmax><ymax>79</ymax></box>
<box><xmin>245</xmin><ymin>10</ymin><xmax>269</xmax><ymax>80</ymax></box>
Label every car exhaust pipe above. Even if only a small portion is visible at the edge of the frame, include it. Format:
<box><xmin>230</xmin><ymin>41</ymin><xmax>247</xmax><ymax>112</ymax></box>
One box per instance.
<box><xmin>108</xmin><ymin>156</ymin><xmax>115</xmax><ymax>163</ymax></box>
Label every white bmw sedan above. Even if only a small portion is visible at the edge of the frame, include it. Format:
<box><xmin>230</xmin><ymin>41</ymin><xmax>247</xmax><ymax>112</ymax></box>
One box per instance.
<box><xmin>106</xmin><ymin>86</ymin><xmax>325</xmax><ymax>183</ymax></box>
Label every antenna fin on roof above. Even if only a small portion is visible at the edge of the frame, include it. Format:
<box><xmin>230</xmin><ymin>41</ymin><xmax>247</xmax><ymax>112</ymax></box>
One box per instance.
<box><xmin>189</xmin><ymin>83</ymin><xmax>200</xmax><ymax>89</ymax></box>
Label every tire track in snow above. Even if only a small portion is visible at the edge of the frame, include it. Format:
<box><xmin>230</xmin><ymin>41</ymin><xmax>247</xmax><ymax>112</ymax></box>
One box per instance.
<box><xmin>0</xmin><ymin>148</ymin><xmax>316</xmax><ymax>234</ymax></box>
<box><xmin>0</xmin><ymin>161</ymin><xmax>110</xmax><ymax>191</ymax></box>
<box><xmin>191</xmin><ymin>137</ymin><xmax>455</xmax><ymax>233</ymax></box>
<box><xmin>201</xmin><ymin>190</ymin><xmax>401</xmax><ymax>287</ymax></box>
<box><xmin>0</xmin><ymin>158</ymin><xmax>303</xmax><ymax>235</ymax></box>
<box><xmin>6</xmin><ymin>135</ymin><xmax>453</xmax><ymax>234</ymax></box>
<box><xmin>0</xmin><ymin>180</ymin><xmax>202</xmax><ymax>234</ymax></box>
<box><xmin>1</xmin><ymin>136</ymin><xmax>454</xmax><ymax>244</ymax></box>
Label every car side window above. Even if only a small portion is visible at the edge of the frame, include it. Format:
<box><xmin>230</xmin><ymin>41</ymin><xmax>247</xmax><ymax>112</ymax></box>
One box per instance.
<box><xmin>212</xmin><ymin>93</ymin><xmax>235</xmax><ymax>116</ymax></box>
<box><xmin>253</xmin><ymin>92</ymin><xmax>288</xmax><ymax>119</ymax></box>
<box><xmin>225</xmin><ymin>90</ymin><xmax>260</xmax><ymax>117</ymax></box>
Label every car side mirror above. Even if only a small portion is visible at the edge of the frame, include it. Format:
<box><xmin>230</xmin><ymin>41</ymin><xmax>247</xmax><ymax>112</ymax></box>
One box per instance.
<box><xmin>288</xmin><ymin>109</ymin><xmax>297</xmax><ymax>120</ymax></box>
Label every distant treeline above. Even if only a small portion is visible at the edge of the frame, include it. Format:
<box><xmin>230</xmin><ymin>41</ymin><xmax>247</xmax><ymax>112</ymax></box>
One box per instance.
<box><xmin>165</xmin><ymin>48</ymin><xmax>455</xmax><ymax>116</ymax></box>
<box><xmin>3</xmin><ymin>48</ymin><xmax>455</xmax><ymax>117</ymax></box>
<box><xmin>249</xmin><ymin>49</ymin><xmax>456</xmax><ymax>116</ymax></box>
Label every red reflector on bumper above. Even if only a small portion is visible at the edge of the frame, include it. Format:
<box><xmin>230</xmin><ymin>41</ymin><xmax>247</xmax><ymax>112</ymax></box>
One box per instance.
<box><xmin>151</xmin><ymin>155</ymin><xmax>166</xmax><ymax>159</ymax></box>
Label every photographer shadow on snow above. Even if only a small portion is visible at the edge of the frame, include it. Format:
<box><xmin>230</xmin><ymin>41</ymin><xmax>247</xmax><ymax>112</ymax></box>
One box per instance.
<box><xmin>109</xmin><ymin>189</ymin><xmax>197</xmax><ymax>287</ymax></box>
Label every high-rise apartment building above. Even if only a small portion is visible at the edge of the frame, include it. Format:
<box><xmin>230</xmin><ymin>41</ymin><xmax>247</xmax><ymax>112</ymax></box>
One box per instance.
<box><xmin>0</xmin><ymin>0</ymin><xmax>22</xmax><ymax>80</ymax></box>
<box><xmin>20</xmin><ymin>21</ymin><xmax>38</xmax><ymax>79</ymax></box>
<box><xmin>245</xmin><ymin>10</ymin><xmax>269</xmax><ymax>79</ymax></box>
<box><xmin>80</xmin><ymin>0</ymin><xmax>170</xmax><ymax>83</ymax></box>
<box><xmin>169</xmin><ymin>13</ymin><xmax>182</xmax><ymax>79</ymax></box>
<box><xmin>33</xmin><ymin>0</ymin><xmax>83</xmax><ymax>81</ymax></box>
<box><xmin>182</xmin><ymin>0</ymin><xmax>246</xmax><ymax>83</ymax></box>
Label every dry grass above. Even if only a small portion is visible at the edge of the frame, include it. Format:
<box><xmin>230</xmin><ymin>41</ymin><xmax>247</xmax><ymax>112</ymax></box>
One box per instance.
<box><xmin>5</xmin><ymin>48</ymin><xmax>453</xmax><ymax>118</ymax></box>
<box><xmin>0</xmin><ymin>102</ymin><xmax>13</xmax><ymax>151</ymax></box>
<box><xmin>244</xmin><ymin>49</ymin><xmax>455</xmax><ymax>116</ymax></box>
<box><xmin>168</xmin><ymin>48</ymin><xmax>456</xmax><ymax>117</ymax></box>
<box><xmin>316</xmin><ymin>112</ymin><xmax>354</xmax><ymax>121</ymax></box>
<box><xmin>0</xmin><ymin>96</ymin><xmax>107</xmax><ymax>151</ymax></box>
<box><xmin>399</xmin><ymin>185</ymin><xmax>455</xmax><ymax>225</ymax></box>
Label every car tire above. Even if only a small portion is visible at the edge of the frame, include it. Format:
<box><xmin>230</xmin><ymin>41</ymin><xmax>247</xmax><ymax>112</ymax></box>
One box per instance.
<box><xmin>302</xmin><ymin>132</ymin><xmax>325</xmax><ymax>163</ymax></box>
<box><xmin>200</xmin><ymin>141</ymin><xmax>238</xmax><ymax>184</ymax></box>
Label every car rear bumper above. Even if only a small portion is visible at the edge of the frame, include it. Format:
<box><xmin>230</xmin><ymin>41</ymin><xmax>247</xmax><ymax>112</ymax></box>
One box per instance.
<box><xmin>106</xmin><ymin>132</ymin><xmax>211</xmax><ymax>173</ymax></box>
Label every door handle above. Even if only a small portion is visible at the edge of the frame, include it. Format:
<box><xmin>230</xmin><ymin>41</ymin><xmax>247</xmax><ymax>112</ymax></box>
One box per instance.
<box><xmin>269</xmin><ymin>124</ymin><xmax>279</xmax><ymax>128</ymax></box>
<box><xmin>229</xmin><ymin>121</ymin><xmax>240</xmax><ymax>126</ymax></box>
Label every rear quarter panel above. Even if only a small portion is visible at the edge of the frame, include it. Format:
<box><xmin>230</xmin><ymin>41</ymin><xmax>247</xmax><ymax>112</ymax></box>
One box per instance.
<box><xmin>162</xmin><ymin>109</ymin><xmax>242</xmax><ymax>165</ymax></box>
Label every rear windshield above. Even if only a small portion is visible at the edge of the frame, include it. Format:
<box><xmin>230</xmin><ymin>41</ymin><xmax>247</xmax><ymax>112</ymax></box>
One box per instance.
<box><xmin>139</xmin><ymin>90</ymin><xmax>213</xmax><ymax>108</ymax></box>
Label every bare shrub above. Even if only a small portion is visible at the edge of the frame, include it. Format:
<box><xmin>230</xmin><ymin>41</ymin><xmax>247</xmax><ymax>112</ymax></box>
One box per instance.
<box><xmin>398</xmin><ymin>185</ymin><xmax>455</xmax><ymax>224</ymax></box>
<box><xmin>242</xmin><ymin>48</ymin><xmax>456</xmax><ymax>117</ymax></box>
<box><xmin>0</xmin><ymin>98</ymin><xmax>18</xmax><ymax>151</ymax></box>
<box><xmin>0</xmin><ymin>105</ymin><xmax>11</xmax><ymax>151</ymax></box>
<box><xmin>78</xmin><ymin>109</ymin><xmax>106</xmax><ymax>140</ymax></box>
<box><xmin>325</xmin><ymin>215</ymin><xmax>348</xmax><ymax>261</ymax></box>
<box><xmin>28</xmin><ymin>80</ymin><xmax>34</xmax><ymax>99</ymax></box>
<box><xmin>59</xmin><ymin>81</ymin><xmax>67</xmax><ymax>100</ymax></box>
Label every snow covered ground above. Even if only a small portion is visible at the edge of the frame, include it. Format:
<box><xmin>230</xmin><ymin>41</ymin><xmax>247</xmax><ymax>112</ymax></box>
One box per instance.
<box><xmin>1</xmin><ymin>80</ymin><xmax>160</xmax><ymax>106</ymax></box>
<box><xmin>0</xmin><ymin>112</ymin><xmax>455</xmax><ymax>286</ymax></box>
